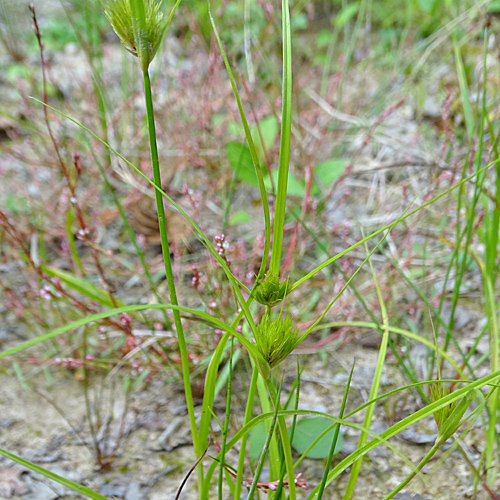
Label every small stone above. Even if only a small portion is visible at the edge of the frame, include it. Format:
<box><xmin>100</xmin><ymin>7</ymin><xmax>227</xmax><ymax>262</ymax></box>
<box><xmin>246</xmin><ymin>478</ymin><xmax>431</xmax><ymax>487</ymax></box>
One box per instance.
<box><xmin>0</xmin><ymin>466</ymin><xmax>30</xmax><ymax>498</ymax></box>
<box><xmin>22</xmin><ymin>476</ymin><xmax>59</xmax><ymax>500</ymax></box>
<box><xmin>156</xmin><ymin>416</ymin><xmax>184</xmax><ymax>451</ymax></box>
<box><xmin>0</xmin><ymin>419</ymin><xmax>15</xmax><ymax>429</ymax></box>
<box><xmin>398</xmin><ymin>426</ymin><xmax>437</xmax><ymax>445</ymax></box>
<box><xmin>125</xmin><ymin>481</ymin><xmax>146</xmax><ymax>500</ymax></box>
<box><xmin>439</xmin><ymin>301</ymin><xmax>472</xmax><ymax>330</ymax></box>
<box><xmin>101</xmin><ymin>479</ymin><xmax>126</xmax><ymax>497</ymax></box>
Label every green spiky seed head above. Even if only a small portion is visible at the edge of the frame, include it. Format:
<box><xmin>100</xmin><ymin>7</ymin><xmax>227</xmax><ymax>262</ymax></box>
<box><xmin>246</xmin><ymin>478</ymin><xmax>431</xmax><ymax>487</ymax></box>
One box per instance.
<box><xmin>431</xmin><ymin>383</ymin><xmax>474</xmax><ymax>445</ymax></box>
<box><xmin>103</xmin><ymin>0</ymin><xmax>165</xmax><ymax>71</ymax></box>
<box><xmin>430</xmin><ymin>383</ymin><xmax>457</xmax><ymax>431</ymax></box>
<box><xmin>254</xmin><ymin>274</ymin><xmax>290</xmax><ymax>308</ymax></box>
<box><xmin>254</xmin><ymin>315</ymin><xmax>299</xmax><ymax>369</ymax></box>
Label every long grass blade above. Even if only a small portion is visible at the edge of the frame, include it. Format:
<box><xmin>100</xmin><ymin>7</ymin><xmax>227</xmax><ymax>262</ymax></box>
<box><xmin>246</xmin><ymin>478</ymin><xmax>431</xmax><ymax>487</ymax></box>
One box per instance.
<box><xmin>0</xmin><ymin>448</ymin><xmax>109</xmax><ymax>500</ymax></box>
<box><xmin>269</xmin><ymin>0</ymin><xmax>292</xmax><ymax>276</ymax></box>
<box><xmin>317</xmin><ymin>362</ymin><xmax>354</xmax><ymax>500</ymax></box>
<box><xmin>342</xmin><ymin>236</ymin><xmax>390</xmax><ymax>499</ymax></box>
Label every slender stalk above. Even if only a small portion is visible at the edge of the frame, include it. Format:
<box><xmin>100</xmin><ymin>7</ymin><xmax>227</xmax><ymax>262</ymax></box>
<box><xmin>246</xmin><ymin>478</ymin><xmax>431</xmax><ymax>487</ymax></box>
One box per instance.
<box><xmin>381</xmin><ymin>443</ymin><xmax>440</xmax><ymax>500</ymax></box>
<box><xmin>218</xmin><ymin>338</ymin><xmax>233</xmax><ymax>500</ymax></box>
<box><xmin>208</xmin><ymin>3</ymin><xmax>271</xmax><ymax>281</ymax></box>
<box><xmin>272</xmin><ymin>360</ymin><xmax>300</xmax><ymax>500</ymax></box>
<box><xmin>257</xmin><ymin>371</ymin><xmax>281</xmax><ymax>479</ymax></box>
<box><xmin>317</xmin><ymin>363</ymin><xmax>354</xmax><ymax>500</ymax></box>
<box><xmin>343</xmin><ymin>236</ymin><xmax>391</xmax><ymax>499</ymax></box>
<box><xmin>269</xmin><ymin>0</ymin><xmax>292</xmax><ymax>276</ymax></box>
<box><xmin>478</xmin><ymin>25</ymin><xmax>499</xmax><ymax>488</ymax></box>
<box><xmin>234</xmin><ymin>366</ymin><xmax>259</xmax><ymax>500</ymax></box>
<box><xmin>265</xmin><ymin>378</ymin><xmax>296</xmax><ymax>499</ymax></box>
<box><xmin>141</xmin><ymin>69</ymin><xmax>199</xmax><ymax>456</ymax></box>
<box><xmin>289</xmin><ymin>160</ymin><xmax>498</xmax><ymax>293</ymax></box>
<box><xmin>247</xmin><ymin>379</ymin><xmax>283</xmax><ymax>500</ymax></box>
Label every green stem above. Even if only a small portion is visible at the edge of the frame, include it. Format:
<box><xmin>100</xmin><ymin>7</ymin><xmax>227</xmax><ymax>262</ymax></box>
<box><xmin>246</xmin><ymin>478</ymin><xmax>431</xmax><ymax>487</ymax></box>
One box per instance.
<box><xmin>265</xmin><ymin>378</ymin><xmax>296</xmax><ymax>499</ymax></box>
<box><xmin>289</xmin><ymin>160</ymin><xmax>498</xmax><ymax>293</ymax></box>
<box><xmin>257</xmin><ymin>371</ymin><xmax>280</xmax><ymax>479</ymax></box>
<box><xmin>234</xmin><ymin>366</ymin><xmax>259</xmax><ymax>500</ymax></box>
<box><xmin>273</xmin><ymin>361</ymin><xmax>301</xmax><ymax>500</ymax></box>
<box><xmin>381</xmin><ymin>442</ymin><xmax>440</xmax><ymax>500</ymax></box>
<box><xmin>142</xmin><ymin>70</ymin><xmax>199</xmax><ymax>458</ymax></box>
<box><xmin>92</xmin><ymin>149</ymin><xmax>171</xmax><ymax>328</ymax></box>
<box><xmin>218</xmin><ymin>338</ymin><xmax>233</xmax><ymax>500</ymax></box>
<box><xmin>247</xmin><ymin>378</ymin><xmax>283</xmax><ymax>500</ymax></box>
<box><xmin>269</xmin><ymin>0</ymin><xmax>292</xmax><ymax>276</ymax></box>
<box><xmin>317</xmin><ymin>363</ymin><xmax>354</xmax><ymax>500</ymax></box>
<box><xmin>342</xmin><ymin>236</ymin><xmax>390</xmax><ymax>500</ymax></box>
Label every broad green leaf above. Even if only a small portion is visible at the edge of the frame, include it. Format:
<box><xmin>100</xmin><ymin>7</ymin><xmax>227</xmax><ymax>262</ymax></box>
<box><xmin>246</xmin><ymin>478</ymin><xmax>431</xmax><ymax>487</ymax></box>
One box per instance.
<box><xmin>228</xmin><ymin>116</ymin><xmax>279</xmax><ymax>163</ymax></box>
<box><xmin>291</xmin><ymin>13</ymin><xmax>307</xmax><ymax>30</ymax></box>
<box><xmin>226</xmin><ymin>142</ymin><xmax>258</xmax><ymax>186</ymax></box>
<box><xmin>211</xmin><ymin>114</ymin><xmax>225</xmax><ymax>126</ymax></box>
<box><xmin>488</xmin><ymin>1</ymin><xmax>500</xmax><ymax>12</ymax></box>
<box><xmin>249</xmin><ymin>421</ymin><xmax>267</xmax><ymax>463</ymax></box>
<box><xmin>6</xmin><ymin>193</ymin><xmax>29</xmax><ymax>214</ymax></box>
<box><xmin>265</xmin><ymin>170</ymin><xmax>306</xmax><ymax>197</ymax></box>
<box><xmin>417</xmin><ymin>0</ymin><xmax>438</xmax><ymax>14</ymax></box>
<box><xmin>229</xmin><ymin>210</ymin><xmax>251</xmax><ymax>225</ymax></box>
<box><xmin>314</xmin><ymin>159</ymin><xmax>346</xmax><ymax>188</ymax></box>
<box><xmin>316</xmin><ymin>30</ymin><xmax>332</xmax><ymax>49</ymax></box>
<box><xmin>291</xmin><ymin>417</ymin><xmax>343</xmax><ymax>459</ymax></box>
<box><xmin>255</xmin><ymin>116</ymin><xmax>279</xmax><ymax>161</ymax></box>
<box><xmin>333</xmin><ymin>4</ymin><xmax>359</xmax><ymax>28</ymax></box>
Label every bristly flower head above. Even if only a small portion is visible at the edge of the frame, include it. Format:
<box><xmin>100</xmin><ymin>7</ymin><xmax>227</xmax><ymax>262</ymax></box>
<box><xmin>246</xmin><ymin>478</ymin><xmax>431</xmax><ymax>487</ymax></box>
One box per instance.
<box><xmin>430</xmin><ymin>383</ymin><xmax>457</xmax><ymax>431</ymax></box>
<box><xmin>103</xmin><ymin>0</ymin><xmax>165</xmax><ymax>72</ymax></box>
<box><xmin>430</xmin><ymin>382</ymin><xmax>474</xmax><ymax>445</ymax></box>
<box><xmin>254</xmin><ymin>315</ymin><xmax>299</xmax><ymax>369</ymax></box>
<box><xmin>254</xmin><ymin>273</ymin><xmax>290</xmax><ymax>308</ymax></box>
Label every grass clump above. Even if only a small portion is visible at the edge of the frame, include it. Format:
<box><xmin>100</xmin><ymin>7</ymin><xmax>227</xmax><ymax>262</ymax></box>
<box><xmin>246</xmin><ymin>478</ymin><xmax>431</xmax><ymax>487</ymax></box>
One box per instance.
<box><xmin>2</xmin><ymin>1</ymin><xmax>500</xmax><ymax>499</ymax></box>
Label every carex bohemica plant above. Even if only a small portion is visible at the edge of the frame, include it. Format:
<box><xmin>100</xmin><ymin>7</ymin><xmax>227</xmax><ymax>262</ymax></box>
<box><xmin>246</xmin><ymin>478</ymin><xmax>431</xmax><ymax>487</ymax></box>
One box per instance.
<box><xmin>5</xmin><ymin>2</ymin><xmax>500</xmax><ymax>500</ymax></box>
<box><xmin>103</xmin><ymin>0</ymin><xmax>201</xmax><ymax>468</ymax></box>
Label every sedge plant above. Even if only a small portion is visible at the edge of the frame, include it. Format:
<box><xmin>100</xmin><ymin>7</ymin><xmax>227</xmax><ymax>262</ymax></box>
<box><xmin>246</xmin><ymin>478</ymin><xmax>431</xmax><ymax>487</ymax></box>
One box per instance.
<box><xmin>103</xmin><ymin>0</ymin><xmax>202</xmax><ymax>483</ymax></box>
<box><xmin>3</xmin><ymin>1</ymin><xmax>500</xmax><ymax>499</ymax></box>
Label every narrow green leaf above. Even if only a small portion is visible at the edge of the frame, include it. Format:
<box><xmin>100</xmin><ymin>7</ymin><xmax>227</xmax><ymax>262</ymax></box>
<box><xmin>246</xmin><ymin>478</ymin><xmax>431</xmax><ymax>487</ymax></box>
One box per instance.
<box><xmin>289</xmin><ymin>159</ymin><xmax>498</xmax><ymax>293</ymax></box>
<box><xmin>269</xmin><ymin>0</ymin><xmax>292</xmax><ymax>275</ymax></box>
<box><xmin>0</xmin><ymin>448</ymin><xmax>109</xmax><ymax>500</ymax></box>
<box><xmin>42</xmin><ymin>267</ymin><xmax>122</xmax><ymax>308</ymax></box>
<box><xmin>333</xmin><ymin>4</ymin><xmax>359</xmax><ymax>28</ymax></box>
<box><xmin>437</xmin><ymin>390</ymin><xmax>475</xmax><ymax>445</ymax></box>
<box><xmin>453</xmin><ymin>39</ymin><xmax>474</xmax><ymax>140</ymax></box>
<box><xmin>0</xmin><ymin>303</ymin><xmax>269</xmax><ymax>378</ymax></box>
